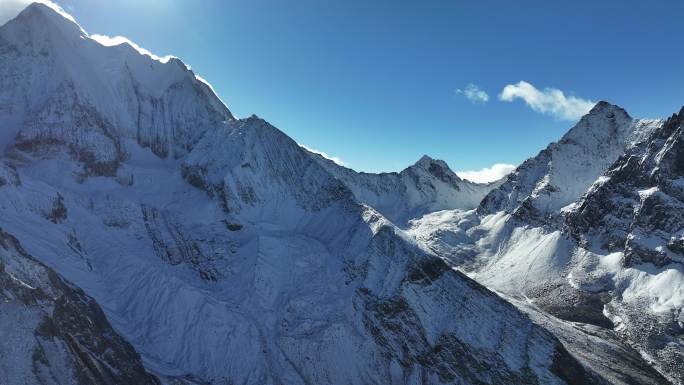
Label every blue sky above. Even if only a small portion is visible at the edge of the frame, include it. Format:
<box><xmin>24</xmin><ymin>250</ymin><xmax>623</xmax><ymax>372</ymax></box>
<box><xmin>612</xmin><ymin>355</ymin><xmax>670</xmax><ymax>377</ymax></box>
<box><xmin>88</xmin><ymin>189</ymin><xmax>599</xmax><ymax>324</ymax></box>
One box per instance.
<box><xmin>4</xmin><ymin>1</ymin><xmax>684</xmax><ymax>179</ymax></box>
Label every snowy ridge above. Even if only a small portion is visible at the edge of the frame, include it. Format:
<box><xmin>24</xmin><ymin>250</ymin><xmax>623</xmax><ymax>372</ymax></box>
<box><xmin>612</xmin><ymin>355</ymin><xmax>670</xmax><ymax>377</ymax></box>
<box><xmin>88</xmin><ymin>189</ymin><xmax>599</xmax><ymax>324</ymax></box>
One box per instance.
<box><xmin>182</xmin><ymin>116</ymin><xmax>355</xmax><ymax>226</ymax></box>
<box><xmin>478</xmin><ymin>101</ymin><xmax>662</xmax><ymax>220</ymax></box>
<box><xmin>0</xmin><ymin>2</ymin><xmax>232</xmax><ymax>165</ymax></box>
<box><xmin>312</xmin><ymin>152</ymin><xmax>500</xmax><ymax>225</ymax></box>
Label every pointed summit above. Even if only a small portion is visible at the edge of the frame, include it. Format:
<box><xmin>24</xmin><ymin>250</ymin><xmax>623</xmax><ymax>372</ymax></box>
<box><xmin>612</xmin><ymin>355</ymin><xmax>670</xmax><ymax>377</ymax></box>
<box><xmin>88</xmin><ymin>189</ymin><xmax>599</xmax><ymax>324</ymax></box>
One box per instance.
<box><xmin>6</xmin><ymin>2</ymin><xmax>85</xmax><ymax>37</ymax></box>
<box><xmin>479</xmin><ymin>100</ymin><xmax>662</xmax><ymax>217</ymax></box>
<box><xmin>412</xmin><ymin>154</ymin><xmax>450</xmax><ymax>171</ymax></box>
<box><xmin>410</xmin><ymin>154</ymin><xmax>461</xmax><ymax>181</ymax></box>
<box><xmin>561</xmin><ymin>100</ymin><xmax>635</xmax><ymax>147</ymax></box>
<box><xmin>413</xmin><ymin>154</ymin><xmax>435</xmax><ymax>167</ymax></box>
<box><xmin>0</xmin><ymin>0</ymin><xmax>235</xmax><ymax>160</ymax></box>
<box><xmin>1</xmin><ymin>2</ymin><xmax>87</xmax><ymax>56</ymax></box>
<box><xmin>584</xmin><ymin>100</ymin><xmax>631</xmax><ymax>120</ymax></box>
<box><xmin>18</xmin><ymin>2</ymin><xmax>75</xmax><ymax>21</ymax></box>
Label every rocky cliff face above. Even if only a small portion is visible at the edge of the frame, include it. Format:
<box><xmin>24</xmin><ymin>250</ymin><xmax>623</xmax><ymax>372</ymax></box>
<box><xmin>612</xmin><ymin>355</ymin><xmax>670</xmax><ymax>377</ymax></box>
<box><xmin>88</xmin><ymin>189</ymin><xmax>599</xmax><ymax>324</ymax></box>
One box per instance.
<box><xmin>478</xmin><ymin>102</ymin><xmax>661</xmax><ymax>222</ymax></box>
<box><xmin>562</xmin><ymin>107</ymin><xmax>684</xmax><ymax>380</ymax></box>
<box><xmin>567</xmin><ymin>107</ymin><xmax>684</xmax><ymax>268</ymax></box>
<box><xmin>0</xmin><ymin>226</ymin><xmax>159</xmax><ymax>385</ymax></box>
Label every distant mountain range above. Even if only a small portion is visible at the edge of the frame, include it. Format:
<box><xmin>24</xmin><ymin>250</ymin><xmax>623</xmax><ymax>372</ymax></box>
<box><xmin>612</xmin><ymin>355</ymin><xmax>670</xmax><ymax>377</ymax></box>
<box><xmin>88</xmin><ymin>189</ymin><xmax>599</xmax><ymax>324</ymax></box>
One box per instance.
<box><xmin>0</xmin><ymin>3</ymin><xmax>681</xmax><ymax>385</ymax></box>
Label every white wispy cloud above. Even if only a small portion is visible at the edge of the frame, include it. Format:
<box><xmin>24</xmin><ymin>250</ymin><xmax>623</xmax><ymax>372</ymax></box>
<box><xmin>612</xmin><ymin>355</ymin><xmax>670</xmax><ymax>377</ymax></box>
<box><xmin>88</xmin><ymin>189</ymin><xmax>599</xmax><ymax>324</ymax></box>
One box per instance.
<box><xmin>0</xmin><ymin>0</ymin><xmax>72</xmax><ymax>26</ymax></box>
<box><xmin>298</xmin><ymin>144</ymin><xmax>347</xmax><ymax>167</ymax></box>
<box><xmin>457</xmin><ymin>163</ymin><xmax>515</xmax><ymax>183</ymax></box>
<box><xmin>455</xmin><ymin>83</ymin><xmax>489</xmax><ymax>103</ymax></box>
<box><xmin>498</xmin><ymin>81</ymin><xmax>594</xmax><ymax>120</ymax></box>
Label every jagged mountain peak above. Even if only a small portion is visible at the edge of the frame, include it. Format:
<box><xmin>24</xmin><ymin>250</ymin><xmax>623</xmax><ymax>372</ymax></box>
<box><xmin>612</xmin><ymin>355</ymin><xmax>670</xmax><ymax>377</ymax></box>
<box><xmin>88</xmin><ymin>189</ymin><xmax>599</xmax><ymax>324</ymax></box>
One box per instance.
<box><xmin>403</xmin><ymin>154</ymin><xmax>467</xmax><ymax>190</ymax></box>
<box><xmin>479</xmin><ymin>101</ymin><xmax>662</xmax><ymax>218</ymax></box>
<box><xmin>587</xmin><ymin>100</ymin><xmax>631</xmax><ymax>117</ymax></box>
<box><xmin>0</xmin><ymin>3</ymin><xmax>233</xmax><ymax>163</ymax></box>
<box><xmin>662</xmin><ymin>104</ymin><xmax>684</xmax><ymax>132</ymax></box>
<box><xmin>1</xmin><ymin>3</ymin><xmax>214</xmax><ymax>99</ymax></box>
<box><xmin>413</xmin><ymin>154</ymin><xmax>437</xmax><ymax>166</ymax></box>
<box><xmin>562</xmin><ymin>101</ymin><xmax>632</xmax><ymax>144</ymax></box>
<box><xmin>409</xmin><ymin>154</ymin><xmax>459</xmax><ymax>179</ymax></box>
<box><xmin>311</xmin><ymin>151</ymin><xmax>497</xmax><ymax>225</ymax></box>
<box><xmin>566</xmin><ymin>103</ymin><xmax>684</xmax><ymax>264</ymax></box>
<box><xmin>413</xmin><ymin>105</ymin><xmax>683</xmax><ymax>384</ymax></box>
<box><xmin>2</xmin><ymin>1</ymin><xmax>228</xmax><ymax>92</ymax></box>
<box><xmin>4</xmin><ymin>2</ymin><xmax>85</xmax><ymax>40</ymax></box>
<box><xmin>14</xmin><ymin>2</ymin><xmax>78</xmax><ymax>25</ymax></box>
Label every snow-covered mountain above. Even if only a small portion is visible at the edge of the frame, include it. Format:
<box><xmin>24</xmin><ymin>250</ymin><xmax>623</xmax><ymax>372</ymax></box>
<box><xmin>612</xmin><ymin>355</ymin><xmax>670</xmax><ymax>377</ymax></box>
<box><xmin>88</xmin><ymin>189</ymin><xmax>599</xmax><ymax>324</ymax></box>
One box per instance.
<box><xmin>3</xmin><ymin>2</ymin><xmax>684</xmax><ymax>385</ymax></box>
<box><xmin>0</xmin><ymin>3</ymin><xmax>613</xmax><ymax>385</ymax></box>
<box><xmin>564</xmin><ymin>107</ymin><xmax>684</xmax><ymax>379</ymax></box>
<box><xmin>311</xmin><ymin>152</ymin><xmax>500</xmax><ymax>225</ymax></box>
<box><xmin>0</xmin><ymin>1</ymin><xmax>231</xmax><ymax>169</ymax></box>
<box><xmin>478</xmin><ymin>102</ymin><xmax>661</xmax><ymax>221</ymax></box>
<box><xmin>409</xmin><ymin>103</ymin><xmax>684</xmax><ymax>383</ymax></box>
